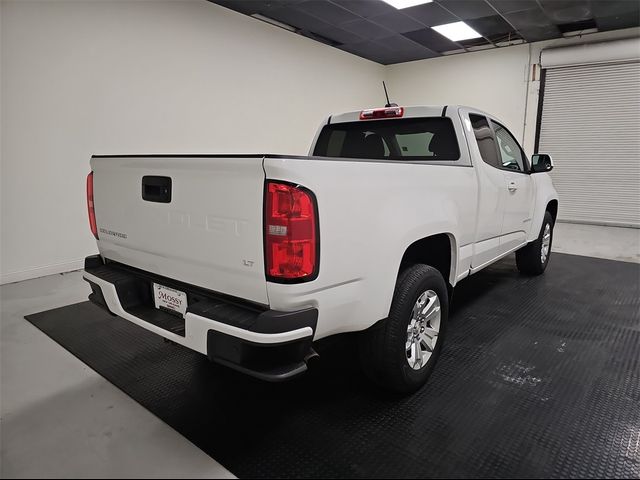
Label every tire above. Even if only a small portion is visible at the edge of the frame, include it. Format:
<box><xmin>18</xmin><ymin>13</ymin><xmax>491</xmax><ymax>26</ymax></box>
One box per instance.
<box><xmin>516</xmin><ymin>211</ymin><xmax>554</xmax><ymax>275</ymax></box>
<box><xmin>358</xmin><ymin>264</ymin><xmax>449</xmax><ymax>394</ymax></box>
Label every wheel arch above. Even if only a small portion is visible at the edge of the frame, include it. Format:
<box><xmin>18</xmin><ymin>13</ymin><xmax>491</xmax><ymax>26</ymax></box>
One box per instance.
<box><xmin>546</xmin><ymin>199</ymin><xmax>558</xmax><ymax>223</ymax></box>
<box><xmin>398</xmin><ymin>232</ymin><xmax>458</xmax><ymax>291</ymax></box>
<box><xmin>527</xmin><ymin>173</ymin><xmax>559</xmax><ymax>243</ymax></box>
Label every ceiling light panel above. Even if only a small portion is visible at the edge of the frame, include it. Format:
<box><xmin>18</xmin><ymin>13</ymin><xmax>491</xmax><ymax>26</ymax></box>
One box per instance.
<box><xmin>432</xmin><ymin>21</ymin><xmax>482</xmax><ymax>41</ymax></box>
<box><xmin>381</xmin><ymin>0</ymin><xmax>433</xmax><ymax>10</ymax></box>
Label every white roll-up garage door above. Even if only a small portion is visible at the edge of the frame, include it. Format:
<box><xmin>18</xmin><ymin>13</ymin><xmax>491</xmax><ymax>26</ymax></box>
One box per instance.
<box><xmin>538</xmin><ymin>44</ymin><xmax>640</xmax><ymax>227</ymax></box>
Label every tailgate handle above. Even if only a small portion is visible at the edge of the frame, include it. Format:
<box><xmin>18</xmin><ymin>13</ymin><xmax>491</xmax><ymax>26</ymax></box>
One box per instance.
<box><xmin>142</xmin><ymin>176</ymin><xmax>172</xmax><ymax>203</ymax></box>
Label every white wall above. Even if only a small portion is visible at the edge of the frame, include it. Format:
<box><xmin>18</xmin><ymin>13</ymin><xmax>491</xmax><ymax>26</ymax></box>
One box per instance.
<box><xmin>2</xmin><ymin>0</ymin><xmax>638</xmax><ymax>285</ymax></box>
<box><xmin>387</xmin><ymin>27</ymin><xmax>640</xmax><ymax>155</ymax></box>
<box><xmin>387</xmin><ymin>43</ymin><xmax>530</xmax><ymax>145</ymax></box>
<box><xmin>0</xmin><ymin>0</ymin><xmax>384</xmax><ymax>284</ymax></box>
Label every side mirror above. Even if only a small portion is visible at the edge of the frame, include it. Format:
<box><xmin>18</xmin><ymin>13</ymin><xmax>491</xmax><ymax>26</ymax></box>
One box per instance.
<box><xmin>531</xmin><ymin>153</ymin><xmax>554</xmax><ymax>173</ymax></box>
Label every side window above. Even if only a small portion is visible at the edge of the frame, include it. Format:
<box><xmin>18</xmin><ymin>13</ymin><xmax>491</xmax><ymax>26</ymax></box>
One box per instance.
<box><xmin>469</xmin><ymin>114</ymin><xmax>500</xmax><ymax>168</ymax></box>
<box><xmin>492</xmin><ymin>121</ymin><xmax>525</xmax><ymax>172</ymax></box>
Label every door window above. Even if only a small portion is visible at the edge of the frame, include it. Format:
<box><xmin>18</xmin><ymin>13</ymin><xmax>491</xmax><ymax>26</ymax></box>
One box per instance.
<box><xmin>469</xmin><ymin>114</ymin><xmax>500</xmax><ymax>168</ymax></box>
<box><xmin>492</xmin><ymin>121</ymin><xmax>526</xmax><ymax>172</ymax></box>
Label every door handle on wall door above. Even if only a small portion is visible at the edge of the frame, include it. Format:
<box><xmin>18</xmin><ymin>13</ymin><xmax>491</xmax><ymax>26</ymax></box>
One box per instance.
<box><xmin>508</xmin><ymin>181</ymin><xmax>517</xmax><ymax>192</ymax></box>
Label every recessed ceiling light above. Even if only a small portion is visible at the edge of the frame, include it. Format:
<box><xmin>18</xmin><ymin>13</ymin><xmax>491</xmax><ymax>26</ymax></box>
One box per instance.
<box><xmin>381</xmin><ymin>0</ymin><xmax>433</xmax><ymax>9</ymax></box>
<box><xmin>432</xmin><ymin>21</ymin><xmax>482</xmax><ymax>42</ymax></box>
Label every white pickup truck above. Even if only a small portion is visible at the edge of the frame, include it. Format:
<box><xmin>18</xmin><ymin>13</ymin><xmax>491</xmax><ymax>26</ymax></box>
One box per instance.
<box><xmin>83</xmin><ymin>105</ymin><xmax>558</xmax><ymax>392</ymax></box>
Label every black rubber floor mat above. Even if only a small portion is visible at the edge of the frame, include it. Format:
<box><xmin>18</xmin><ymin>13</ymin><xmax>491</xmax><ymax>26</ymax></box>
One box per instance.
<box><xmin>25</xmin><ymin>254</ymin><xmax>640</xmax><ymax>479</ymax></box>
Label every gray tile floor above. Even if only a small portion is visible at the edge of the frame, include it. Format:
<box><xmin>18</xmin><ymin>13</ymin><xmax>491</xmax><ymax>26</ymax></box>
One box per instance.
<box><xmin>1</xmin><ymin>223</ymin><xmax>638</xmax><ymax>478</ymax></box>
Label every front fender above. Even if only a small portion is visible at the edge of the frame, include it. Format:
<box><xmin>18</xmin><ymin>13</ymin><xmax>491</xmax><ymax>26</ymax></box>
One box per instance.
<box><xmin>528</xmin><ymin>173</ymin><xmax>559</xmax><ymax>242</ymax></box>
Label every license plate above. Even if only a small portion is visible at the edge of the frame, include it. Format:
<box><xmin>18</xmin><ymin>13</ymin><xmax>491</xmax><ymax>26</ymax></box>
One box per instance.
<box><xmin>153</xmin><ymin>283</ymin><xmax>187</xmax><ymax>317</ymax></box>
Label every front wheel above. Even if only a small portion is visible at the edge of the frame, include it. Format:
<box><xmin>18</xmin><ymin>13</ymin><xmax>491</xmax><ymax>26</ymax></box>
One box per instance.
<box><xmin>358</xmin><ymin>264</ymin><xmax>448</xmax><ymax>394</ymax></box>
<box><xmin>516</xmin><ymin>211</ymin><xmax>554</xmax><ymax>275</ymax></box>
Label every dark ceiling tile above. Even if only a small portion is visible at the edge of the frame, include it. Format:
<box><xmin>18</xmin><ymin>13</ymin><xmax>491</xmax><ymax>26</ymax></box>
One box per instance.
<box><xmin>518</xmin><ymin>25</ymin><xmax>561</xmax><ymax>41</ymax></box>
<box><xmin>302</xmin><ymin>30</ymin><xmax>339</xmax><ymax>45</ymax></box>
<box><xmin>358</xmin><ymin>39</ymin><xmax>440</xmax><ymax>65</ymax></box>
<box><xmin>592</xmin><ymin>0</ymin><xmax>640</xmax><ymax>18</ymax></box>
<box><xmin>503</xmin><ymin>7</ymin><xmax>552</xmax><ymax>29</ymax></box>
<box><xmin>538</xmin><ymin>0</ymin><xmax>592</xmax><ymax>23</ymax></box>
<box><xmin>296</xmin><ymin>0</ymin><xmax>361</xmax><ymax>24</ymax></box>
<box><xmin>486</xmin><ymin>0</ymin><xmax>538</xmax><ymax>14</ymax></box>
<box><xmin>340</xmin><ymin>18</ymin><xmax>396</xmax><ymax>39</ymax></box>
<box><xmin>402</xmin><ymin>2</ymin><xmax>458</xmax><ymax>27</ymax></box>
<box><xmin>340</xmin><ymin>33</ymin><xmax>440</xmax><ymax>65</ymax></box>
<box><xmin>211</xmin><ymin>0</ymin><xmax>263</xmax><ymax>15</ymax></box>
<box><xmin>377</xmin><ymin>33</ymin><xmax>433</xmax><ymax>53</ymax></box>
<box><xmin>436</xmin><ymin>0</ymin><xmax>497</xmax><ymax>20</ymax></box>
<box><xmin>384</xmin><ymin>48</ymin><xmax>441</xmax><ymax>64</ymax></box>
<box><xmin>595</xmin><ymin>11</ymin><xmax>640</xmax><ymax>31</ymax></box>
<box><xmin>312</xmin><ymin>24</ymin><xmax>366</xmax><ymax>44</ymax></box>
<box><xmin>337</xmin><ymin>40</ymin><xmax>393</xmax><ymax>63</ymax></box>
<box><xmin>467</xmin><ymin>14</ymin><xmax>515</xmax><ymax>37</ymax></box>
<box><xmin>265</xmin><ymin>6</ymin><xmax>333</xmax><ymax>31</ymax></box>
<box><xmin>369</xmin><ymin>10</ymin><xmax>427</xmax><ymax>33</ymax></box>
<box><xmin>357</xmin><ymin>53</ymin><xmax>394</xmax><ymax>65</ymax></box>
<box><xmin>556</xmin><ymin>18</ymin><xmax>597</xmax><ymax>33</ymax></box>
<box><xmin>329</xmin><ymin>0</ymin><xmax>396</xmax><ymax>18</ymax></box>
<box><xmin>404</xmin><ymin>27</ymin><xmax>462</xmax><ymax>52</ymax></box>
<box><xmin>592</xmin><ymin>0</ymin><xmax>640</xmax><ymax>30</ymax></box>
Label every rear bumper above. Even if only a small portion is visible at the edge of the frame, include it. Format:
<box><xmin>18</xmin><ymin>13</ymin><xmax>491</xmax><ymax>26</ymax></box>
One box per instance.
<box><xmin>82</xmin><ymin>255</ymin><xmax>317</xmax><ymax>381</ymax></box>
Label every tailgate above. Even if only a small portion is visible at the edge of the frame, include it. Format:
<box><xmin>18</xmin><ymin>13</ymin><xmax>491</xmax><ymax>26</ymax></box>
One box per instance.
<box><xmin>90</xmin><ymin>155</ymin><xmax>268</xmax><ymax>305</ymax></box>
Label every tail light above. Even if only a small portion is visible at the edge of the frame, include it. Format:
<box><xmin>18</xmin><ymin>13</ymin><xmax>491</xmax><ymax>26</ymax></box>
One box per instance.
<box><xmin>360</xmin><ymin>106</ymin><xmax>404</xmax><ymax>120</ymax></box>
<box><xmin>265</xmin><ymin>181</ymin><xmax>318</xmax><ymax>282</ymax></box>
<box><xmin>87</xmin><ymin>172</ymin><xmax>98</xmax><ymax>239</ymax></box>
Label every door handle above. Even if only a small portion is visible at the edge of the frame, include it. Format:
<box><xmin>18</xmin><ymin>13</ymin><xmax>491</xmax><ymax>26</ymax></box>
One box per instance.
<box><xmin>508</xmin><ymin>181</ymin><xmax>517</xmax><ymax>192</ymax></box>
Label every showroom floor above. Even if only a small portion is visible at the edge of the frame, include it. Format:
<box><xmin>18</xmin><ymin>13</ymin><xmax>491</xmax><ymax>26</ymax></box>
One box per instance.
<box><xmin>1</xmin><ymin>223</ymin><xmax>638</xmax><ymax>478</ymax></box>
<box><xmin>0</xmin><ymin>271</ymin><xmax>234</xmax><ymax>479</ymax></box>
<box><xmin>552</xmin><ymin>222</ymin><xmax>640</xmax><ymax>263</ymax></box>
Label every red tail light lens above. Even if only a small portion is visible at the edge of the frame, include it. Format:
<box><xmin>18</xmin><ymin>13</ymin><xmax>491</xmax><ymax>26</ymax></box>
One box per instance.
<box><xmin>265</xmin><ymin>181</ymin><xmax>318</xmax><ymax>282</ymax></box>
<box><xmin>87</xmin><ymin>172</ymin><xmax>98</xmax><ymax>239</ymax></box>
<box><xmin>359</xmin><ymin>106</ymin><xmax>404</xmax><ymax>120</ymax></box>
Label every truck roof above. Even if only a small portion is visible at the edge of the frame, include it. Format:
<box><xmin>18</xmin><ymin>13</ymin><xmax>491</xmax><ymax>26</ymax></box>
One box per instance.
<box><xmin>328</xmin><ymin>105</ymin><xmax>490</xmax><ymax>125</ymax></box>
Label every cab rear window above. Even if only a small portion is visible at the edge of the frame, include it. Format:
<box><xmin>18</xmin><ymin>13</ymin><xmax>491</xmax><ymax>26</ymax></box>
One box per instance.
<box><xmin>313</xmin><ymin>117</ymin><xmax>460</xmax><ymax>161</ymax></box>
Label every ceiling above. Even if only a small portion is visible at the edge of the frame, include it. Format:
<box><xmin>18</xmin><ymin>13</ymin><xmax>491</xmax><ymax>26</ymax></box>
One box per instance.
<box><xmin>210</xmin><ymin>0</ymin><xmax>640</xmax><ymax>64</ymax></box>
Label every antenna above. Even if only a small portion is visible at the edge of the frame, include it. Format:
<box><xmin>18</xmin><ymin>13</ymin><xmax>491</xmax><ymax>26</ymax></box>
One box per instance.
<box><xmin>382</xmin><ymin>81</ymin><xmax>398</xmax><ymax>108</ymax></box>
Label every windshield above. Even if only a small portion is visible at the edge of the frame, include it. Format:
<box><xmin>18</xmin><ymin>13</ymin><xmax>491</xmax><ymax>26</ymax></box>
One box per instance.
<box><xmin>313</xmin><ymin>117</ymin><xmax>460</xmax><ymax>161</ymax></box>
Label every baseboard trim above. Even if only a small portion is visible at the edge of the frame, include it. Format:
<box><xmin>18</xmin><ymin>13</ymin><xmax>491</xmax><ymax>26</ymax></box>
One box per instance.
<box><xmin>1</xmin><ymin>260</ymin><xmax>85</xmax><ymax>285</ymax></box>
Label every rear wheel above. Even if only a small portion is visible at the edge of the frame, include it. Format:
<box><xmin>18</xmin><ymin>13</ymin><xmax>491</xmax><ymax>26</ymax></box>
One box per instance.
<box><xmin>516</xmin><ymin>211</ymin><xmax>554</xmax><ymax>275</ymax></box>
<box><xmin>359</xmin><ymin>264</ymin><xmax>448</xmax><ymax>394</ymax></box>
